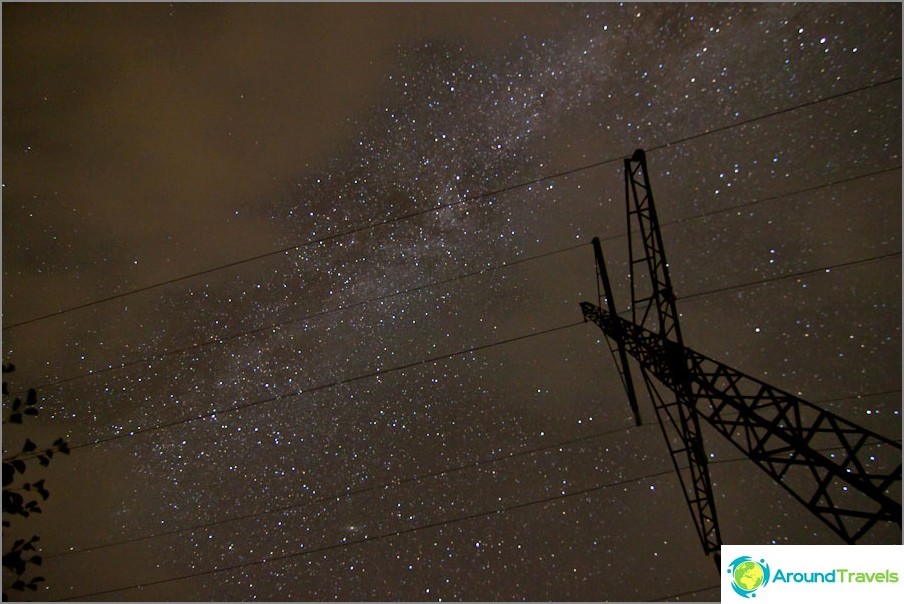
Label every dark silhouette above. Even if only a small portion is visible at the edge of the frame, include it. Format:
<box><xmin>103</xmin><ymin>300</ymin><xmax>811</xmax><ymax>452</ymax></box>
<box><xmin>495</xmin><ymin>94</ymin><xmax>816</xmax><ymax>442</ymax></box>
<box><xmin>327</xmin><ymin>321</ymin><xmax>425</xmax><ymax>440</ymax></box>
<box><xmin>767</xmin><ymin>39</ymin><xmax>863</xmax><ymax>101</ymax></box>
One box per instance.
<box><xmin>2</xmin><ymin>363</ymin><xmax>69</xmax><ymax>600</ymax></box>
<box><xmin>581</xmin><ymin>150</ymin><xmax>902</xmax><ymax>566</ymax></box>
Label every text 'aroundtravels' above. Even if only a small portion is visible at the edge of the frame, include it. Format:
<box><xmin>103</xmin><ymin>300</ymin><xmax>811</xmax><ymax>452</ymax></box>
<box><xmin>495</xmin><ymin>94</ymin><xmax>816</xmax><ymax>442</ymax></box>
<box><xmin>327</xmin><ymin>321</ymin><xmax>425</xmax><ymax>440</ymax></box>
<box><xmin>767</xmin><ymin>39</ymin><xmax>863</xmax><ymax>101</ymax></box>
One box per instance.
<box><xmin>772</xmin><ymin>569</ymin><xmax>899</xmax><ymax>584</ymax></box>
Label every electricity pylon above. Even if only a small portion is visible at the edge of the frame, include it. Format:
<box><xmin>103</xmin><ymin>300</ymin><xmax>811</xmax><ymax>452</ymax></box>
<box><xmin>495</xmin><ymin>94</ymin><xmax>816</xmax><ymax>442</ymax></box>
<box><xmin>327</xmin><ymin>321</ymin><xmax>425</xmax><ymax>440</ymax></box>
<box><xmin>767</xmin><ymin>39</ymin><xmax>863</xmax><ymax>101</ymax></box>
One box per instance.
<box><xmin>580</xmin><ymin>149</ymin><xmax>902</xmax><ymax>564</ymax></box>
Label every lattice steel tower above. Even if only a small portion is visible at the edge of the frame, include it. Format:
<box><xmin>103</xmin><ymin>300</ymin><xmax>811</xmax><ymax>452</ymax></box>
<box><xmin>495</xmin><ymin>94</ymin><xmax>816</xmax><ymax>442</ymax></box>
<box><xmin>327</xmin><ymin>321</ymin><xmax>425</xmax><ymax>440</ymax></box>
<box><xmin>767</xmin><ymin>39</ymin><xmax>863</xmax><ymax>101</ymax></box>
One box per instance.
<box><xmin>580</xmin><ymin>149</ymin><xmax>901</xmax><ymax>565</ymax></box>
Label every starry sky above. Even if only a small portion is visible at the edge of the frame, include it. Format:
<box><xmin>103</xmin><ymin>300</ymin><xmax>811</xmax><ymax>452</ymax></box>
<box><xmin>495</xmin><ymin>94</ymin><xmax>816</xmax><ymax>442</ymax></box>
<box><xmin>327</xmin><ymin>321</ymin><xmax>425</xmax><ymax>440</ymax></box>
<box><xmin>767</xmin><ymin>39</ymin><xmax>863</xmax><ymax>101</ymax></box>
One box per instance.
<box><xmin>1</xmin><ymin>2</ymin><xmax>901</xmax><ymax>601</ymax></box>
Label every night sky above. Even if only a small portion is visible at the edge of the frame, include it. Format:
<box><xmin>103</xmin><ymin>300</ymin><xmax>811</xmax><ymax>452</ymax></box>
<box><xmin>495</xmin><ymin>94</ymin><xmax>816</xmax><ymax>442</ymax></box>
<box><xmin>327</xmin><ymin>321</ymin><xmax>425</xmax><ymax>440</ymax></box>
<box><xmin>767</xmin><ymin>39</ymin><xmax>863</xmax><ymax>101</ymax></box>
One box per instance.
<box><xmin>2</xmin><ymin>2</ymin><xmax>901</xmax><ymax>601</ymax></box>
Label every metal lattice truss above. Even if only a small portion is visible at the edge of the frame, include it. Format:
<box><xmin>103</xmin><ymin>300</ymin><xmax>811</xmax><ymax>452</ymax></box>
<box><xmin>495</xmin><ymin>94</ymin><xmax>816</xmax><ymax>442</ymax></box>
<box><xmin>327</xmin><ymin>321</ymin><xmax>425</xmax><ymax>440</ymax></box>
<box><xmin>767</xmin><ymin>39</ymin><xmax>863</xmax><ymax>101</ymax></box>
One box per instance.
<box><xmin>581</xmin><ymin>302</ymin><xmax>902</xmax><ymax>545</ymax></box>
<box><xmin>580</xmin><ymin>149</ymin><xmax>902</xmax><ymax>559</ymax></box>
<box><xmin>624</xmin><ymin>149</ymin><xmax>682</xmax><ymax>342</ymax></box>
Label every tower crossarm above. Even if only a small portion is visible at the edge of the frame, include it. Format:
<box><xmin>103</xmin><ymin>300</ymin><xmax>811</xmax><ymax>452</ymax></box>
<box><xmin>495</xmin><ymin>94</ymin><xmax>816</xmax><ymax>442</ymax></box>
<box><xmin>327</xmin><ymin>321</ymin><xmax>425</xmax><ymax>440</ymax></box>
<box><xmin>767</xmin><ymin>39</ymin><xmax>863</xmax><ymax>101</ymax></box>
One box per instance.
<box><xmin>580</xmin><ymin>301</ymin><xmax>902</xmax><ymax>544</ymax></box>
<box><xmin>683</xmin><ymin>347</ymin><xmax>902</xmax><ymax>541</ymax></box>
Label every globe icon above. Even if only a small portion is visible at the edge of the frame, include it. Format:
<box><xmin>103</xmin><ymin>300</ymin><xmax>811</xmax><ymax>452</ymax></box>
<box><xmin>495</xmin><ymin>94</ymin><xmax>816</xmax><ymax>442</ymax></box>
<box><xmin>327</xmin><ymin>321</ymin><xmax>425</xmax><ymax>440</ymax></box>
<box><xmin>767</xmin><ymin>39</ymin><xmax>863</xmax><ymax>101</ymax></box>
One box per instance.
<box><xmin>733</xmin><ymin>560</ymin><xmax>765</xmax><ymax>592</ymax></box>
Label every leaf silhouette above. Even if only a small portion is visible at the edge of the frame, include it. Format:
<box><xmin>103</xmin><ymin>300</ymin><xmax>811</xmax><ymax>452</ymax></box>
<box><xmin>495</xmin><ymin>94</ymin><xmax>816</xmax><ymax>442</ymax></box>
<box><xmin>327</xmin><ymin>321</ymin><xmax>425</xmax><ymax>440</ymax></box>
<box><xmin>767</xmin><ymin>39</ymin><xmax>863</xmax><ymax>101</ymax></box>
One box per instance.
<box><xmin>3</xmin><ymin>491</ymin><xmax>24</xmax><ymax>516</ymax></box>
<box><xmin>1</xmin><ymin>369</ymin><xmax>65</xmax><ymax>598</ymax></box>
<box><xmin>3</xmin><ymin>551</ymin><xmax>25</xmax><ymax>575</ymax></box>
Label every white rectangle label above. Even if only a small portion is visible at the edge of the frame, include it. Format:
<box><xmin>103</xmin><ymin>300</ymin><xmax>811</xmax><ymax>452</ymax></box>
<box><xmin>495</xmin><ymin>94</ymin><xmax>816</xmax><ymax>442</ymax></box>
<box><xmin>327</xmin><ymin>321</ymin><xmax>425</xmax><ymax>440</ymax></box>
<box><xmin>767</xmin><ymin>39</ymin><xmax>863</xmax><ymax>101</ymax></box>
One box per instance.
<box><xmin>722</xmin><ymin>545</ymin><xmax>904</xmax><ymax>603</ymax></box>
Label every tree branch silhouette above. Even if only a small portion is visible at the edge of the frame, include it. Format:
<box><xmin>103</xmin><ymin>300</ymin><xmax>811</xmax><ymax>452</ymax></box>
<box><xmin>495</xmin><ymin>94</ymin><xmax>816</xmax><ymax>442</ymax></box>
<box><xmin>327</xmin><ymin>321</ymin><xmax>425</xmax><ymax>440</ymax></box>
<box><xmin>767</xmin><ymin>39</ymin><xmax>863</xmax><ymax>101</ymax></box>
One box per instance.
<box><xmin>2</xmin><ymin>363</ymin><xmax>69</xmax><ymax>600</ymax></box>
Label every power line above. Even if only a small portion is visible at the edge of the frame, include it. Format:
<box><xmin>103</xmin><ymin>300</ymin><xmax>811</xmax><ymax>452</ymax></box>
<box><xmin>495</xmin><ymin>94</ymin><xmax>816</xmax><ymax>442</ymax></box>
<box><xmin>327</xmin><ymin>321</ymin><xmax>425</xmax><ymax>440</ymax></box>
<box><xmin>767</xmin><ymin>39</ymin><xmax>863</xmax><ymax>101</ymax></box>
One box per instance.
<box><xmin>2</xmin><ymin>173</ymin><xmax>621</xmax><ymax>331</ymax></box>
<box><xmin>5</xmin><ymin>75</ymin><xmax>898</xmax><ymax>332</ymax></box>
<box><xmin>649</xmin><ymin>583</ymin><xmax>721</xmax><ymax>602</ymax></box>
<box><xmin>814</xmin><ymin>388</ymin><xmax>901</xmax><ymax>406</ymax></box>
<box><xmin>20</xmin><ymin>243</ymin><xmax>590</xmax><ymax>394</ymax></box>
<box><xmin>660</xmin><ymin>165</ymin><xmax>901</xmax><ymax>229</ymax></box>
<box><xmin>45</xmin><ymin>423</ymin><xmax>646</xmax><ymax>560</ymax></box>
<box><xmin>52</xmin><ymin>320</ymin><xmax>587</xmax><ymax>456</ymax></box>
<box><xmin>15</xmin><ymin>163</ymin><xmax>900</xmax><ymax>398</ymax></box>
<box><xmin>680</xmin><ymin>251</ymin><xmax>901</xmax><ymax>302</ymax></box>
<box><xmin>646</xmin><ymin>75</ymin><xmax>901</xmax><ymax>152</ymax></box>
<box><xmin>11</xmin><ymin>248</ymin><xmax>897</xmax><ymax>463</ymax></box>
<box><xmin>591</xmin><ymin>164</ymin><xmax>901</xmax><ymax>278</ymax></box>
<box><xmin>41</xmin><ymin>382</ymin><xmax>898</xmax><ymax>562</ymax></box>
<box><xmin>56</xmin><ymin>444</ymin><xmax>869</xmax><ymax>601</ymax></box>
<box><xmin>49</xmin><ymin>468</ymin><xmax>697</xmax><ymax>600</ymax></box>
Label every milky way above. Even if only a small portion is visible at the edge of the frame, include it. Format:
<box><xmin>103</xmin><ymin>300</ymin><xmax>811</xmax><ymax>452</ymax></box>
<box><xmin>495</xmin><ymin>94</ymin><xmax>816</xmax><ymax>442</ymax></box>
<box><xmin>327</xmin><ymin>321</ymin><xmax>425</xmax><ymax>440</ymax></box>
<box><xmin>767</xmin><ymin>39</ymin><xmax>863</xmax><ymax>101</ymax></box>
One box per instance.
<box><xmin>2</xmin><ymin>3</ymin><xmax>901</xmax><ymax>601</ymax></box>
